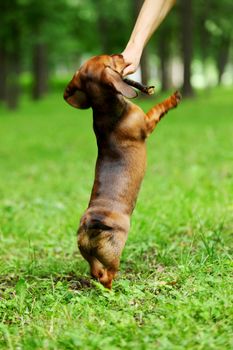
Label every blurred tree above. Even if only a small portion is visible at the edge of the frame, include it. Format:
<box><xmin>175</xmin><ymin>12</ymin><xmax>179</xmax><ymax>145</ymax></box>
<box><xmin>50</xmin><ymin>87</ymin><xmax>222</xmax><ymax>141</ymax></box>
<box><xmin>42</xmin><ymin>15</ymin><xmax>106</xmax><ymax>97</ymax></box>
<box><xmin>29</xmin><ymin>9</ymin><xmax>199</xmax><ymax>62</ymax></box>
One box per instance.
<box><xmin>0</xmin><ymin>42</ymin><xmax>7</xmax><ymax>102</ymax></box>
<box><xmin>195</xmin><ymin>0</ymin><xmax>209</xmax><ymax>78</ymax></box>
<box><xmin>156</xmin><ymin>8</ymin><xmax>179</xmax><ymax>91</ymax></box>
<box><xmin>28</xmin><ymin>1</ymin><xmax>49</xmax><ymax>100</ymax></box>
<box><xmin>180</xmin><ymin>0</ymin><xmax>194</xmax><ymax>97</ymax></box>
<box><xmin>158</xmin><ymin>30</ymin><xmax>170</xmax><ymax>91</ymax></box>
<box><xmin>0</xmin><ymin>3</ymin><xmax>10</xmax><ymax>103</ymax></box>
<box><xmin>207</xmin><ymin>0</ymin><xmax>232</xmax><ymax>84</ymax></box>
<box><xmin>25</xmin><ymin>0</ymin><xmax>71</xmax><ymax>99</ymax></box>
<box><xmin>0</xmin><ymin>0</ymin><xmax>232</xmax><ymax>109</ymax></box>
<box><xmin>7</xmin><ymin>18</ymin><xmax>21</xmax><ymax>109</ymax></box>
<box><xmin>54</xmin><ymin>0</ymin><xmax>97</xmax><ymax>67</ymax></box>
<box><xmin>195</xmin><ymin>0</ymin><xmax>232</xmax><ymax>85</ymax></box>
<box><xmin>94</xmin><ymin>0</ymin><xmax>111</xmax><ymax>53</ymax></box>
<box><xmin>0</xmin><ymin>1</ymin><xmax>25</xmax><ymax>109</ymax></box>
<box><xmin>92</xmin><ymin>0</ymin><xmax>131</xmax><ymax>54</ymax></box>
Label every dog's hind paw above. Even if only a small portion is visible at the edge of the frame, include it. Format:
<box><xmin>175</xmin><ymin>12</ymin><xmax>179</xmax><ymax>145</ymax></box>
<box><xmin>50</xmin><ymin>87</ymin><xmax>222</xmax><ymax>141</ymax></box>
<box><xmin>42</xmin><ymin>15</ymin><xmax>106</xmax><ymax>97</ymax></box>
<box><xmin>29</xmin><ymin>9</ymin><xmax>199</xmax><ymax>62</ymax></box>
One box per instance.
<box><xmin>173</xmin><ymin>91</ymin><xmax>182</xmax><ymax>105</ymax></box>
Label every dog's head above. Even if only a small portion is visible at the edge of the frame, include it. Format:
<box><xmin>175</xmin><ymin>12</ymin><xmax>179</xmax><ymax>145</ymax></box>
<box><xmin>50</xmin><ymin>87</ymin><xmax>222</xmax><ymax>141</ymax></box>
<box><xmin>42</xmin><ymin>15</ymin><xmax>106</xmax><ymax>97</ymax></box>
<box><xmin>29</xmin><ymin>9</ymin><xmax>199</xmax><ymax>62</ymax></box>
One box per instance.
<box><xmin>63</xmin><ymin>54</ymin><xmax>137</xmax><ymax>109</ymax></box>
<box><xmin>78</xmin><ymin>211</ymin><xmax>130</xmax><ymax>289</ymax></box>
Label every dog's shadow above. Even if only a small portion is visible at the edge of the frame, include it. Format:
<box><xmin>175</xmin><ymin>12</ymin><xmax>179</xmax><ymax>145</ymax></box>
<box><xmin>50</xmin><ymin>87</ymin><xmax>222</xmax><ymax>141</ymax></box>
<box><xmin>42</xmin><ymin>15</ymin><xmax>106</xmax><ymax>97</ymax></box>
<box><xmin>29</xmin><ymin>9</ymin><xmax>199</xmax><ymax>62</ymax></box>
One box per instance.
<box><xmin>0</xmin><ymin>271</ymin><xmax>93</xmax><ymax>295</ymax></box>
<box><xmin>0</xmin><ymin>250</ymin><xmax>94</xmax><ymax>293</ymax></box>
<box><xmin>0</xmin><ymin>247</ymin><xmax>142</xmax><ymax>294</ymax></box>
<box><xmin>53</xmin><ymin>271</ymin><xmax>92</xmax><ymax>290</ymax></box>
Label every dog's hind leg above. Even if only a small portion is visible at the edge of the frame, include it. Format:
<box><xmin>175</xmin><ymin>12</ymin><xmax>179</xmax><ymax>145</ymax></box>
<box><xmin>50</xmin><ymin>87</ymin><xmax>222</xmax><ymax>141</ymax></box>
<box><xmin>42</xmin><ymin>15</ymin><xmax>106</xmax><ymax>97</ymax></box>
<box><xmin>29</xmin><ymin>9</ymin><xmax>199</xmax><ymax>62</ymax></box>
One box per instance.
<box><xmin>145</xmin><ymin>91</ymin><xmax>182</xmax><ymax>135</ymax></box>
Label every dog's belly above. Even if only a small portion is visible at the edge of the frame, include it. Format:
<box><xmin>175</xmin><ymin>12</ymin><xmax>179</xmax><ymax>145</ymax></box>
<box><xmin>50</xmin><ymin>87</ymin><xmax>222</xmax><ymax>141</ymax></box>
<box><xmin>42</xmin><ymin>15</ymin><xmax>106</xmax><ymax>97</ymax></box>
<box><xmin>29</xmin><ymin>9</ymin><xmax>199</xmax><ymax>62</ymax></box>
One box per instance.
<box><xmin>88</xmin><ymin>144</ymin><xmax>146</xmax><ymax>215</ymax></box>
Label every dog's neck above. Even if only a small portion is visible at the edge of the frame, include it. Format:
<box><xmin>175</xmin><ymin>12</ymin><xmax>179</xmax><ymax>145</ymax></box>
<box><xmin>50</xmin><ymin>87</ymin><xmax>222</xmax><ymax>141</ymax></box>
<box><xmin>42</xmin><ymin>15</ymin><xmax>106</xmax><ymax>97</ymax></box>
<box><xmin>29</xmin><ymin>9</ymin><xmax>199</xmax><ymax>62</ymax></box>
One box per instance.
<box><xmin>91</xmin><ymin>93</ymin><xmax>128</xmax><ymax>135</ymax></box>
<box><xmin>91</xmin><ymin>92</ymin><xmax>126</xmax><ymax>115</ymax></box>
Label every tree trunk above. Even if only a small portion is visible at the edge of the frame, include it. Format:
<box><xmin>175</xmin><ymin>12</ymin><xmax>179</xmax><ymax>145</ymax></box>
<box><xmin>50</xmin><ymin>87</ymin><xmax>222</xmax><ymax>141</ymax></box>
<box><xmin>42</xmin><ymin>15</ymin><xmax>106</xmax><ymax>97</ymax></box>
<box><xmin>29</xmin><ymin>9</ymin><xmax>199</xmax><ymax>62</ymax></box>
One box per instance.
<box><xmin>0</xmin><ymin>42</ymin><xmax>7</xmax><ymax>102</ymax></box>
<box><xmin>158</xmin><ymin>36</ymin><xmax>170</xmax><ymax>91</ymax></box>
<box><xmin>180</xmin><ymin>0</ymin><xmax>194</xmax><ymax>97</ymax></box>
<box><xmin>7</xmin><ymin>22</ymin><xmax>21</xmax><ymax>110</ymax></box>
<box><xmin>95</xmin><ymin>0</ymin><xmax>110</xmax><ymax>53</ymax></box>
<box><xmin>140</xmin><ymin>48</ymin><xmax>150</xmax><ymax>86</ymax></box>
<box><xmin>200</xmin><ymin>22</ymin><xmax>208</xmax><ymax>83</ymax></box>
<box><xmin>199</xmin><ymin>3</ymin><xmax>209</xmax><ymax>81</ymax></box>
<box><xmin>217</xmin><ymin>37</ymin><xmax>230</xmax><ymax>85</ymax></box>
<box><xmin>32</xmin><ymin>42</ymin><xmax>48</xmax><ymax>100</ymax></box>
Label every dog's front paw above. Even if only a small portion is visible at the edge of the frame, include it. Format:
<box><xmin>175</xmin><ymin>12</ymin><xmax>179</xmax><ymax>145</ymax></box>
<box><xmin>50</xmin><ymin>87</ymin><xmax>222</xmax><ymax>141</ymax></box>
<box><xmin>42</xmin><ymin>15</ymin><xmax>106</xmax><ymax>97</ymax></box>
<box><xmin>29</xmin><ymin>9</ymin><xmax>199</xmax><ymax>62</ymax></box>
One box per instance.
<box><xmin>146</xmin><ymin>86</ymin><xmax>155</xmax><ymax>95</ymax></box>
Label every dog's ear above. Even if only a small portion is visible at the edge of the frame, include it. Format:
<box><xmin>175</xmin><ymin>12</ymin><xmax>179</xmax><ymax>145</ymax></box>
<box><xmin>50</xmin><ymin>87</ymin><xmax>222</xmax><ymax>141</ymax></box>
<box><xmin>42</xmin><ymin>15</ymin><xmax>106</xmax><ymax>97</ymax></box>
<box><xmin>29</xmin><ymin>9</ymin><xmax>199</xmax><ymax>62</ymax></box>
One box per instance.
<box><xmin>64</xmin><ymin>71</ymin><xmax>90</xmax><ymax>109</ymax></box>
<box><xmin>105</xmin><ymin>66</ymin><xmax>137</xmax><ymax>99</ymax></box>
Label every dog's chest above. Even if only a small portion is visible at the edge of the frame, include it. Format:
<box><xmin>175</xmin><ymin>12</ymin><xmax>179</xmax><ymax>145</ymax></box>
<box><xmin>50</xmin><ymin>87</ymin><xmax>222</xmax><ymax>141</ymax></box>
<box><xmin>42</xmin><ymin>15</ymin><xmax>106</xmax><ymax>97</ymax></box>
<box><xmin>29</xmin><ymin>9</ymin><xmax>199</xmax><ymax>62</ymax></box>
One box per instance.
<box><xmin>93</xmin><ymin>105</ymin><xmax>146</xmax><ymax>143</ymax></box>
<box><xmin>116</xmin><ymin>107</ymin><xmax>147</xmax><ymax>141</ymax></box>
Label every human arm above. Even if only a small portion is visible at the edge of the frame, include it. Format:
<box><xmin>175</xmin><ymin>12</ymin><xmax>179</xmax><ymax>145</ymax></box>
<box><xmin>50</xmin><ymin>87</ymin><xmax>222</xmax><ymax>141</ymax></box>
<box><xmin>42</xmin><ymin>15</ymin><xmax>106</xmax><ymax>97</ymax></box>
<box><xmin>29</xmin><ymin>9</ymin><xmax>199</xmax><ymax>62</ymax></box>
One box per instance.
<box><xmin>122</xmin><ymin>0</ymin><xmax>176</xmax><ymax>76</ymax></box>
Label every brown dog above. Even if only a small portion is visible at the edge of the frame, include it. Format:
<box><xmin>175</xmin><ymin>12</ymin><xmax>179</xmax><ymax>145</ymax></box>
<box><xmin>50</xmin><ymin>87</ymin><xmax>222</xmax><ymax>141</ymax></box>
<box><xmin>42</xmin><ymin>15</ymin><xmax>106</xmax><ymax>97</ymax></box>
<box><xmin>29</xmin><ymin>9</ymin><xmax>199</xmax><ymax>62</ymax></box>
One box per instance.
<box><xmin>64</xmin><ymin>54</ymin><xmax>181</xmax><ymax>289</ymax></box>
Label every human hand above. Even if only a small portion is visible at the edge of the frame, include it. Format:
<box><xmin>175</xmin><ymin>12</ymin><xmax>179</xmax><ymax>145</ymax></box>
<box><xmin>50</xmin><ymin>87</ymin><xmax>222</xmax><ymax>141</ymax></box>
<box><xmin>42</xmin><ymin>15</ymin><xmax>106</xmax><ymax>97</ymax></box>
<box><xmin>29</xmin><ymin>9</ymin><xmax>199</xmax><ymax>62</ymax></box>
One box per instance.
<box><xmin>121</xmin><ymin>0</ymin><xmax>175</xmax><ymax>77</ymax></box>
<box><xmin>121</xmin><ymin>46</ymin><xmax>142</xmax><ymax>77</ymax></box>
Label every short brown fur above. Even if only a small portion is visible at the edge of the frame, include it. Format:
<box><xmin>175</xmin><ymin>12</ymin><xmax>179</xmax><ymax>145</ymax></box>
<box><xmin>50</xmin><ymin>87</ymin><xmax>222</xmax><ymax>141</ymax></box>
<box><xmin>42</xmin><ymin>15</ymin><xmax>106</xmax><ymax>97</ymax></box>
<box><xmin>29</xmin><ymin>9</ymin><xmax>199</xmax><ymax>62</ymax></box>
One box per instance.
<box><xmin>64</xmin><ymin>54</ymin><xmax>181</xmax><ymax>289</ymax></box>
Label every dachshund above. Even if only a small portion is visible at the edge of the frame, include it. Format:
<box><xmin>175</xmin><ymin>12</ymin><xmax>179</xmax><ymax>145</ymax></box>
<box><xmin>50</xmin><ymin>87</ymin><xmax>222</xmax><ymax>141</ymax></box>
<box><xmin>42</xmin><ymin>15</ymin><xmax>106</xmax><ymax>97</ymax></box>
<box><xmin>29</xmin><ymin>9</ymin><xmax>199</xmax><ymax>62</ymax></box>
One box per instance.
<box><xmin>64</xmin><ymin>54</ymin><xmax>181</xmax><ymax>289</ymax></box>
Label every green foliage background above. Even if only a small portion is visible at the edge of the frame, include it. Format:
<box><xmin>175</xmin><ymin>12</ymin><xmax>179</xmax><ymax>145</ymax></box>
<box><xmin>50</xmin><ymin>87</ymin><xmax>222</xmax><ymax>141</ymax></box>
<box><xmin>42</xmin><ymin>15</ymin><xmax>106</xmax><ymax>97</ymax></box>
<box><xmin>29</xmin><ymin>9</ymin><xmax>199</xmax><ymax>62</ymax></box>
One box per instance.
<box><xmin>0</xmin><ymin>0</ymin><xmax>232</xmax><ymax>105</ymax></box>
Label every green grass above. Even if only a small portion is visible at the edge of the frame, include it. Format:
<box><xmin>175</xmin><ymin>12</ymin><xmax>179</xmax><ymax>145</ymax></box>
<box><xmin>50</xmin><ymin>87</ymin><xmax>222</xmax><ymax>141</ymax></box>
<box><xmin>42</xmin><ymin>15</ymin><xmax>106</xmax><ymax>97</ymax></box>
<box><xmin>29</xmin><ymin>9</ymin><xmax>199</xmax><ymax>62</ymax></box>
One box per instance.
<box><xmin>0</xmin><ymin>87</ymin><xmax>233</xmax><ymax>349</ymax></box>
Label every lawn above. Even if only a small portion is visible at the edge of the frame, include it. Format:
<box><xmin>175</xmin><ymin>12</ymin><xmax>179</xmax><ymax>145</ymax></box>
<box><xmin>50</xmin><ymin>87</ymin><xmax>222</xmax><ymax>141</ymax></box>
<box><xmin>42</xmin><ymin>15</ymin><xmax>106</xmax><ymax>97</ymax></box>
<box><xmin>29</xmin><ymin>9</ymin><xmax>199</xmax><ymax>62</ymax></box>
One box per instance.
<box><xmin>0</xmin><ymin>87</ymin><xmax>232</xmax><ymax>349</ymax></box>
